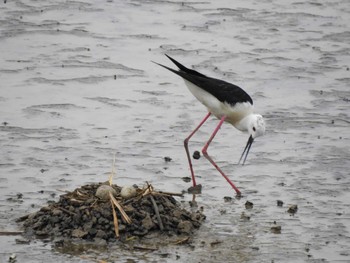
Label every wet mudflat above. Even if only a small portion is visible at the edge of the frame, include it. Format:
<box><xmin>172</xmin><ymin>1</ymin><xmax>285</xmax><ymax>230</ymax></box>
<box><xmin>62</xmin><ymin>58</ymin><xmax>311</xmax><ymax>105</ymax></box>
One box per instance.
<box><xmin>1</xmin><ymin>0</ymin><xmax>349</xmax><ymax>262</ymax></box>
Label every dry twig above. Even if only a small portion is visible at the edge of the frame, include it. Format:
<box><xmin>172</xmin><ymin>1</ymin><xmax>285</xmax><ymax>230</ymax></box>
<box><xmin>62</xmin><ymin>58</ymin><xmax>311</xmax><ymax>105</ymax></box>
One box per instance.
<box><xmin>110</xmin><ymin>197</ymin><xmax>119</xmax><ymax>238</ymax></box>
<box><xmin>173</xmin><ymin>236</ymin><xmax>190</xmax><ymax>245</ymax></box>
<box><xmin>109</xmin><ymin>192</ymin><xmax>132</xmax><ymax>224</ymax></box>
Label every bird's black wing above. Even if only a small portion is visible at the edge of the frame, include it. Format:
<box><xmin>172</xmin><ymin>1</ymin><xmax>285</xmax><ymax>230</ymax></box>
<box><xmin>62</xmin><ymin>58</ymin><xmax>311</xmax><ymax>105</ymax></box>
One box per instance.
<box><xmin>154</xmin><ymin>55</ymin><xmax>253</xmax><ymax>106</ymax></box>
<box><xmin>181</xmin><ymin>73</ymin><xmax>253</xmax><ymax>106</ymax></box>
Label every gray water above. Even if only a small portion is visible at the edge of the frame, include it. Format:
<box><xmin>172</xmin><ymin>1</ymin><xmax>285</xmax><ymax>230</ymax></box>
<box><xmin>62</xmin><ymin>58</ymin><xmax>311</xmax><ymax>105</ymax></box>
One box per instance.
<box><xmin>1</xmin><ymin>0</ymin><xmax>349</xmax><ymax>262</ymax></box>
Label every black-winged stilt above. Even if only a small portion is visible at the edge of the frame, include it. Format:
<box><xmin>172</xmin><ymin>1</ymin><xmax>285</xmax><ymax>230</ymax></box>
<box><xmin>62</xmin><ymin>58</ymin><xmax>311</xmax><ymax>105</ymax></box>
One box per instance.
<box><xmin>154</xmin><ymin>55</ymin><xmax>265</xmax><ymax>196</ymax></box>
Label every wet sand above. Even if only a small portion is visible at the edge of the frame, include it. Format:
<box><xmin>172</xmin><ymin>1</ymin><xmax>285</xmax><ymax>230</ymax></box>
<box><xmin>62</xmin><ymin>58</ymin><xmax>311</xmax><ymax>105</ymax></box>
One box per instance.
<box><xmin>1</xmin><ymin>0</ymin><xmax>349</xmax><ymax>262</ymax></box>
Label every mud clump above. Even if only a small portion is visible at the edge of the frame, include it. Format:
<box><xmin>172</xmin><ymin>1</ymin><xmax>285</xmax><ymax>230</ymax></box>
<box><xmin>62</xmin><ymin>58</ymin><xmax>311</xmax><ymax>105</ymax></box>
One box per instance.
<box><xmin>287</xmin><ymin>204</ymin><xmax>298</xmax><ymax>215</ymax></box>
<box><xmin>17</xmin><ymin>182</ymin><xmax>205</xmax><ymax>243</ymax></box>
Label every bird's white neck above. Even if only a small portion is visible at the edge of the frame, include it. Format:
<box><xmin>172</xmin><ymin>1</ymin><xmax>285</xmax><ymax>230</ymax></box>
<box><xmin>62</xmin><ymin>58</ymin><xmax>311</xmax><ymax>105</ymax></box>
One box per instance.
<box><xmin>234</xmin><ymin>114</ymin><xmax>255</xmax><ymax>132</ymax></box>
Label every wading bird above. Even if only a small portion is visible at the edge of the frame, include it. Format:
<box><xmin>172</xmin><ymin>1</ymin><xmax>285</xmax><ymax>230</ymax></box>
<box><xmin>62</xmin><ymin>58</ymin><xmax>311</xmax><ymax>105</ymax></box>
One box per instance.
<box><xmin>154</xmin><ymin>55</ymin><xmax>265</xmax><ymax>196</ymax></box>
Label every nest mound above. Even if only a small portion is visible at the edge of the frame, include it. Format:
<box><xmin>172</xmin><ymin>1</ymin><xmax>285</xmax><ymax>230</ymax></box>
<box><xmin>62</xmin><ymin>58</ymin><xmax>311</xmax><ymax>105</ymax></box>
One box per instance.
<box><xmin>18</xmin><ymin>182</ymin><xmax>205</xmax><ymax>243</ymax></box>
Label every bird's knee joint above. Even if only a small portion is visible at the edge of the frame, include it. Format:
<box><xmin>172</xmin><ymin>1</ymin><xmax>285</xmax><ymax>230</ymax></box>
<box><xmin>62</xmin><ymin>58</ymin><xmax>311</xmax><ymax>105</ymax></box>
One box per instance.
<box><xmin>184</xmin><ymin>138</ymin><xmax>189</xmax><ymax>146</ymax></box>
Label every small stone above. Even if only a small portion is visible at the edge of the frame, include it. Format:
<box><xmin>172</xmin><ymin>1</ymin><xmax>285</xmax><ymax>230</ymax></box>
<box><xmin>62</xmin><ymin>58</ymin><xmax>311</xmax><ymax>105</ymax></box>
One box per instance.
<box><xmin>50</xmin><ymin>216</ymin><xmax>60</xmax><ymax>224</ymax></box>
<box><xmin>52</xmin><ymin>208</ymin><xmax>63</xmax><ymax>216</ymax></box>
<box><xmin>182</xmin><ymin>177</ymin><xmax>191</xmax><ymax>183</ymax></box>
<box><xmin>223</xmin><ymin>196</ymin><xmax>233</xmax><ymax>202</ymax></box>
<box><xmin>95</xmin><ymin>185</ymin><xmax>117</xmax><ymax>200</ymax></box>
<box><xmin>193</xmin><ymin>151</ymin><xmax>201</xmax><ymax>160</ymax></box>
<box><xmin>71</xmin><ymin>229</ymin><xmax>88</xmax><ymax>238</ymax></box>
<box><xmin>277</xmin><ymin>200</ymin><xmax>284</xmax><ymax>207</ymax></box>
<box><xmin>245</xmin><ymin>201</ymin><xmax>253</xmax><ymax>209</ymax></box>
<box><xmin>88</xmin><ymin>228</ymin><xmax>97</xmax><ymax>236</ymax></box>
<box><xmin>123</xmin><ymin>205</ymin><xmax>135</xmax><ymax>213</ymax></box>
<box><xmin>177</xmin><ymin>220</ymin><xmax>193</xmax><ymax>234</ymax></box>
<box><xmin>142</xmin><ymin>213</ymin><xmax>155</xmax><ymax>230</ymax></box>
<box><xmin>287</xmin><ymin>205</ymin><xmax>298</xmax><ymax>214</ymax></box>
<box><xmin>83</xmin><ymin>221</ymin><xmax>93</xmax><ymax>232</ymax></box>
<box><xmin>164</xmin><ymin>156</ymin><xmax>172</xmax><ymax>162</ymax></box>
<box><xmin>188</xmin><ymin>184</ymin><xmax>202</xmax><ymax>194</ymax></box>
<box><xmin>271</xmin><ymin>225</ymin><xmax>281</xmax><ymax>234</ymax></box>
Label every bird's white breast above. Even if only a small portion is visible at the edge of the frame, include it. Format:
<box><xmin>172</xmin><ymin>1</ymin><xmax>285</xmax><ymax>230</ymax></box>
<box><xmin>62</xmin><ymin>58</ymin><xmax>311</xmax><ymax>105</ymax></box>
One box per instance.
<box><xmin>184</xmin><ymin>80</ymin><xmax>253</xmax><ymax>128</ymax></box>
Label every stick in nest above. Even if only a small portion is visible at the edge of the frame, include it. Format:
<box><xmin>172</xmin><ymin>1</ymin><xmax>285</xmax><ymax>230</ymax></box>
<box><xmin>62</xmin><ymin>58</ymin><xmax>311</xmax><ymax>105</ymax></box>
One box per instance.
<box><xmin>110</xmin><ymin>197</ymin><xmax>119</xmax><ymax>238</ymax></box>
<box><xmin>109</xmin><ymin>192</ymin><xmax>132</xmax><ymax>224</ymax></box>
<box><xmin>149</xmin><ymin>195</ymin><xmax>164</xmax><ymax>231</ymax></box>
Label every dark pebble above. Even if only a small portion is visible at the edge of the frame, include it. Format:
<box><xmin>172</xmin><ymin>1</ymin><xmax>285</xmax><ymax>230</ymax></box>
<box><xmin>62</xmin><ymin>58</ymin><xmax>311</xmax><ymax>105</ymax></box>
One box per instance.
<box><xmin>182</xmin><ymin>177</ymin><xmax>191</xmax><ymax>183</ymax></box>
<box><xmin>89</xmin><ymin>228</ymin><xmax>97</xmax><ymax>236</ymax></box>
<box><xmin>223</xmin><ymin>196</ymin><xmax>233</xmax><ymax>202</ymax></box>
<box><xmin>277</xmin><ymin>200</ymin><xmax>284</xmax><ymax>207</ymax></box>
<box><xmin>287</xmin><ymin>204</ymin><xmax>298</xmax><ymax>214</ymax></box>
<box><xmin>271</xmin><ymin>225</ymin><xmax>282</xmax><ymax>234</ymax></box>
<box><xmin>245</xmin><ymin>201</ymin><xmax>253</xmax><ymax>209</ymax></box>
<box><xmin>188</xmin><ymin>184</ymin><xmax>202</xmax><ymax>194</ymax></box>
<box><xmin>193</xmin><ymin>151</ymin><xmax>201</xmax><ymax>159</ymax></box>
<box><xmin>164</xmin><ymin>156</ymin><xmax>172</xmax><ymax>162</ymax></box>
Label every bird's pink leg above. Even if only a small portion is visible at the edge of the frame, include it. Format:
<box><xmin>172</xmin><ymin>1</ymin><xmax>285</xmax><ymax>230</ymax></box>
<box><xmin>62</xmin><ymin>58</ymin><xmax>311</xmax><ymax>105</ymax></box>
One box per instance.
<box><xmin>202</xmin><ymin>115</ymin><xmax>241</xmax><ymax>196</ymax></box>
<box><xmin>184</xmin><ymin>112</ymin><xmax>211</xmax><ymax>186</ymax></box>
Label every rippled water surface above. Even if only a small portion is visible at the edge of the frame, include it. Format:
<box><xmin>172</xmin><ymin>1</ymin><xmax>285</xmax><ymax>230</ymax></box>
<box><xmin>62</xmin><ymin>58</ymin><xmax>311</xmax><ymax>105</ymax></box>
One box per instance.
<box><xmin>1</xmin><ymin>0</ymin><xmax>349</xmax><ymax>262</ymax></box>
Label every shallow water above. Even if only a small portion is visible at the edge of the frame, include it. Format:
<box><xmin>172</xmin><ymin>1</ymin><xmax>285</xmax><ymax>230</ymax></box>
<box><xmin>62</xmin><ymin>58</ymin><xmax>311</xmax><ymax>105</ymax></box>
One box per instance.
<box><xmin>1</xmin><ymin>0</ymin><xmax>349</xmax><ymax>262</ymax></box>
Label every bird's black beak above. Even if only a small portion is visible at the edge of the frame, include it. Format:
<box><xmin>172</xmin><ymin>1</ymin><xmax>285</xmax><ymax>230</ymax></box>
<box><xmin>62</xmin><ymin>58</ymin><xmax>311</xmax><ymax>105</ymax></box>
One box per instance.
<box><xmin>238</xmin><ymin>135</ymin><xmax>254</xmax><ymax>165</ymax></box>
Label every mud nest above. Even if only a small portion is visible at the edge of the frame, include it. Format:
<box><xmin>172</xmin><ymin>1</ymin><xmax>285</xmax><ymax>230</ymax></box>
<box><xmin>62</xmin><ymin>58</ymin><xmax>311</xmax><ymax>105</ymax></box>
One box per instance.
<box><xmin>18</xmin><ymin>182</ymin><xmax>205</xmax><ymax>243</ymax></box>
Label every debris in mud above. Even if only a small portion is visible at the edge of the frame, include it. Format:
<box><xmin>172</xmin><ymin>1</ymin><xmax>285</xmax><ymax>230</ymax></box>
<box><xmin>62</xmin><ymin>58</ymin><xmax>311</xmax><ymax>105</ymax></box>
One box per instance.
<box><xmin>270</xmin><ymin>225</ymin><xmax>282</xmax><ymax>234</ymax></box>
<box><xmin>17</xmin><ymin>182</ymin><xmax>206</xmax><ymax>244</ymax></box>
<box><xmin>181</xmin><ymin>176</ymin><xmax>191</xmax><ymax>183</ymax></box>
<box><xmin>245</xmin><ymin>201</ymin><xmax>253</xmax><ymax>209</ymax></box>
<box><xmin>193</xmin><ymin>150</ymin><xmax>201</xmax><ymax>160</ymax></box>
<box><xmin>164</xmin><ymin>156</ymin><xmax>172</xmax><ymax>162</ymax></box>
<box><xmin>287</xmin><ymin>204</ymin><xmax>298</xmax><ymax>215</ymax></box>
<box><xmin>223</xmin><ymin>196</ymin><xmax>233</xmax><ymax>202</ymax></box>
<box><xmin>188</xmin><ymin>184</ymin><xmax>202</xmax><ymax>194</ymax></box>
<box><xmin>277</xmin><ymin>200</ymin><xmax>284</xmax><ymax>207</ymax></box>
<box><xmin>8</xmin><ymin>253</ymin><xmax>16</xmax><ymax>263</ymax></box>
<box><xmin>240</xmin><ymin>212</ymin><xmax>250</xmax><ymax>221</ymax></box>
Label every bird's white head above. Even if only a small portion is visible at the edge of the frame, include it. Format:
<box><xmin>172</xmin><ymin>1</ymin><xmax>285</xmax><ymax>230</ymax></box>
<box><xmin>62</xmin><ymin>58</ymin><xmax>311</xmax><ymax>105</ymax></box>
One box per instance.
<box><xmin>236</xmin><ymin>113</ymin><xmax>266</xmax><ymax>138</ymax></box>
<box><xmin>248</xmin><ymin>114</ymin><xmax>265</xmax><ymax>139</ymax></box>
<box><xmin>237</xmin><ymin>114</ymin><xmax>266</xmax><ymax>165</ymax></box>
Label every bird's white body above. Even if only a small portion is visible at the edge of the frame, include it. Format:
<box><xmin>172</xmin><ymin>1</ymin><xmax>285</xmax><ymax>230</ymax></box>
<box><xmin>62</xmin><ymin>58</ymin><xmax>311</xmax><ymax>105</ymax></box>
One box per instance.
<box><xmin>184</xmin><ymin>80</ymin><xmax>262</xmax><ymax>135</ymax></box>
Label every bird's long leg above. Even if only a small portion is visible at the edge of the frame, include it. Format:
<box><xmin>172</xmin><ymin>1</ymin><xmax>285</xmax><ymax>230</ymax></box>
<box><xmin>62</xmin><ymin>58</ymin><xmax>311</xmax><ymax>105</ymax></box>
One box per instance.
<box><xmin>202</xmin><ymin>116</ymin><xmax>241</xmax><ymax>196</ymax></box>
<box><xmin>184</xmin><ymin>112</ymin><xmax>211</xmax><ymax>186</ymax></box>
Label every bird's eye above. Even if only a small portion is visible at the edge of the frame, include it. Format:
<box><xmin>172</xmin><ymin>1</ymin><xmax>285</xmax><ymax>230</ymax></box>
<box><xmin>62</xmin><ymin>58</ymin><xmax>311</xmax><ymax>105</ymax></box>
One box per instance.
<box><xmin>253</xmin><ymin>127</ymin><xmax>256</xmax><ymax>132</ymax></box>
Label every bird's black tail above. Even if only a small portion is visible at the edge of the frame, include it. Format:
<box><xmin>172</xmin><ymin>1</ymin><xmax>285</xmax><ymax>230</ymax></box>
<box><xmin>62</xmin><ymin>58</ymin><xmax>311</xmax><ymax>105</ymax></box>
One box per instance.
<box><xmin>154</xmin><ymin>54</ymin><xmax>208</xmax><ymax>79</ymax></box>
<box><xmin>164</xmin><ymin>54</ymin><xmax>189</xmax><ymax>72</ymax></box>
